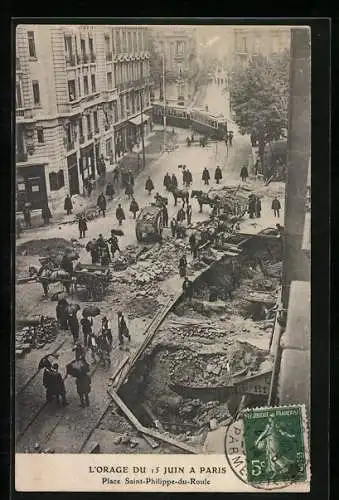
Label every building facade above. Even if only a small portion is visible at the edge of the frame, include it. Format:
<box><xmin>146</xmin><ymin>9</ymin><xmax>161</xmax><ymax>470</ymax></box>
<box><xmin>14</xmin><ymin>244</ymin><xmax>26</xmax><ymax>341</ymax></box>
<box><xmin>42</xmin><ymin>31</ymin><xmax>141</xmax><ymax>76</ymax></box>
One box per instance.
<box><xmin>16</xmin><ymin>24</ymin><xmax>151</xmax><ymax>211</ymax></box>
<box><xmin>232</xmin><ymin>27</ymin><xmax>291</xmax><ymax>66</ymax></box>
<box><xmin>150</xmin><ymin>26</ymin><xmax>198</xmax><ymax>105</ymax></box>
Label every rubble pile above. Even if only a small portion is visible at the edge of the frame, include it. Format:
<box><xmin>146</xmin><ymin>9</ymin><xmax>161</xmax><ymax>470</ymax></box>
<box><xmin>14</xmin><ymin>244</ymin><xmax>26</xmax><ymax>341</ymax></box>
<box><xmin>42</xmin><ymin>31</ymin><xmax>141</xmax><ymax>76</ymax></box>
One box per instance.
<box><xmin>16</xmin><ymin>316</ymin><xmax>58</xmax><ymax>357</ymax></box>
<box><xmin>17</xmin><ymin>238</ymin><xmax>84</xmax><ymax>260</ymax></box>
<box><xmin>126</xmin><ymin>295</ymin><xmax>160</xmax><ymax>319</ymax></box>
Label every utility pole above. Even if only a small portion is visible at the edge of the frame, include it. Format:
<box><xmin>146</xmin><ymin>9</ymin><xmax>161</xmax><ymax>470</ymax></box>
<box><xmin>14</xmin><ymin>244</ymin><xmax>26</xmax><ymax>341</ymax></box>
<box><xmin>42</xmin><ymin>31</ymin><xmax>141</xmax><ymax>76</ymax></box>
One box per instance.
<box><xmin>162</xmin><ymin>52</ymin><xmax>167</xmax><ymax>150</ymax></box>
<box><xmin>140</xmin><ymin>90</ymin><xmax>146</xmax><ymax>170</ymax></box>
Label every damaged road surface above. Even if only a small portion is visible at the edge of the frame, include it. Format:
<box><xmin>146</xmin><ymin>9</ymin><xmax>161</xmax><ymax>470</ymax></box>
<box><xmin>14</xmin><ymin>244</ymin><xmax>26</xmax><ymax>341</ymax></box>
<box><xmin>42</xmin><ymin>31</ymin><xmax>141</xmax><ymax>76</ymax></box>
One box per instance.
<box><xmin>99</xmin><ymin>234</ymin><xmax>282</xmax><ymax>454</ymax></box>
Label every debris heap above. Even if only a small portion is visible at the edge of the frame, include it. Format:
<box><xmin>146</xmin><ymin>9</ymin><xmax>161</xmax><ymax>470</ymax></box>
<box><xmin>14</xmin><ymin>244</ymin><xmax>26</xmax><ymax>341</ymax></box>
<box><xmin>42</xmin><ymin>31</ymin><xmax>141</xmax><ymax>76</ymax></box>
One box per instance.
<box><xmin>16</xmin><ymin>316</ymin><xmax>58</xmax><ymax>357</ymax></box>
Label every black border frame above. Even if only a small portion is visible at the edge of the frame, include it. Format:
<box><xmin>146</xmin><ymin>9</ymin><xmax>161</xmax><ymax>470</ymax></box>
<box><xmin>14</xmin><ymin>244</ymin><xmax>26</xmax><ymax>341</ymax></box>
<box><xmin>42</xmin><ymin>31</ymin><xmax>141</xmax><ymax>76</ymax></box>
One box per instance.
<box><xmin>3</xmin><ymin>16</ymin><xmax>330</xmax><ymax>500</ymax></box>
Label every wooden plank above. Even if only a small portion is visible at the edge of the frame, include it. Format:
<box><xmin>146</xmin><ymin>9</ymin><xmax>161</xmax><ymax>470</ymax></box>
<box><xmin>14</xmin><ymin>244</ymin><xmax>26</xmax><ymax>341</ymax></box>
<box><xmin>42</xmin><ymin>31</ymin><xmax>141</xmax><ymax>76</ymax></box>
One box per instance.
<box><xmin>109</xmin><ymin>356</ymin><xmax>130</xmax><ymax>385</ymax></box>
<box><xmin>108</xmin><ymin>390</ymin><xmax>199</xmax><ymax>454</ymax></box>
<box><xmin>141</xmin><ymin>434</ymin><xmax>160</xmax><ymax>449</ymax></box>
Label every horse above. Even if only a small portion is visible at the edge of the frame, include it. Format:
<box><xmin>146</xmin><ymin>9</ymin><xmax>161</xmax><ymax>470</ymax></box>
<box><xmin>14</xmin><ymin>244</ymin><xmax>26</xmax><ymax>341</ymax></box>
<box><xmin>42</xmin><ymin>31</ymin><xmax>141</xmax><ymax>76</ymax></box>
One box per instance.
<box><xmin>191</xmin><ymin>190</ymin><xmax>213</xmax><ymax>213</ymax></box>
<box><xmin>168</xmin><ymin>186</ymin><xmax>189</xmax><ymax>207</ymax></box>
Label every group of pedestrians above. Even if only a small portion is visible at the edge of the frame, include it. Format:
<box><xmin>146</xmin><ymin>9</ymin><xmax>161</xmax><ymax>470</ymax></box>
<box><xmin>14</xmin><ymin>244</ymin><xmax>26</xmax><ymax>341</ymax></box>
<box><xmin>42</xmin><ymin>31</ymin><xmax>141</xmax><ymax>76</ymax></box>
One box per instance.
<box><xmin>85</xmin><ymin>231</ymin><xmax>121</xmax><ymax>265</ymax></box>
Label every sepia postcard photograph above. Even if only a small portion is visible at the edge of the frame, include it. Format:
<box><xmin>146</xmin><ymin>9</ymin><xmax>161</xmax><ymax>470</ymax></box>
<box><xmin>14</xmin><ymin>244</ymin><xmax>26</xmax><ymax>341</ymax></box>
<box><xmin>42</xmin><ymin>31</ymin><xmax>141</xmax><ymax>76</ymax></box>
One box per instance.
<box><xmin>13</xmin><ymin>19</ymin><xmax>317</xmax><ymax>493</ymax></box>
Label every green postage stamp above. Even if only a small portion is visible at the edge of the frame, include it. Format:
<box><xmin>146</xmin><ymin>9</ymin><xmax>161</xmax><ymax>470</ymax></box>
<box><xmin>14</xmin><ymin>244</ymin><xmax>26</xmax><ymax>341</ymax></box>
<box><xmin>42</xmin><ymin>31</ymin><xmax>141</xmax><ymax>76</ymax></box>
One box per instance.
<box><xmin>243</xmin><ymin>405</ymin><xmax>308</xmax><ymax>487</ymax></box>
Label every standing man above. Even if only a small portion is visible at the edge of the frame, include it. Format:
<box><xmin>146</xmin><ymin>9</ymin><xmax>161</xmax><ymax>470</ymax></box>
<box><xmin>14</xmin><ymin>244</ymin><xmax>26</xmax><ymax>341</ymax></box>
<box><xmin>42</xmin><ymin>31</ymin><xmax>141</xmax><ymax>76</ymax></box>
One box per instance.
<box><xmin>86</xmin><ymin>239</ymin><xmax>100</xmax><ymax>264</ymax></box>
<box><xmin>228</xmin><ymin>131</ymin><xmax>233</xmax><ymax>146</ymax></box>
<box><xmin>202</xmin><ymin>167</ymin><xmax>210</xmax><ymax>186</ymax></box>
<box><xmin>145</xmin><ymin>176</ymin><xmax>155</xmax><ymax>195</ymax></box>
<box><xmin>170</xmin><ymin>218</ymin><xmax>177</xmax><ymax>238</ymax></box>
<box><xmin>23</xmin><ymin>203</ymin><xmax>32</xmax><ymax>228</ymax></box>
<box><xmin>116</xmin><ymin>203</ymin><xmax>126</xmax><ymax>226</ymax></box>
<box><xmin>177</xmin><ymin>206</ymin><xmax>186</xmax><ymax>223</ymax></box>
<box><xmin>163</xmin><ymin>172</ymin><xmax>171</xmax><ymax>191</ymax></box>
<box><xmin>117</xmin><ymin>311</ymin><xmax>131</xmax><ymax>347</ymax></box>
<box><xmin>76</xmin><ymin>371</ymin><xmax>91</xmax><ymax>407</ymax></box>
<box><xmin>107</xmin><ymin>231</ymin><xmax>120</xmax><ymax>259</ymax></box>
<box><xmin>52</xmin><ymin>363</ymin><xmax>68</xmax><ymax>407</ymax></box>
<box><xmin>171</xmin><ymin>173</ymin><xmax>178</xmax><ymax>190</ymax></box>
<box><xmin>255</xmin><ymin>197</ymin><xmax>262</xmax><ymax>218</ymax></box>
<box><xmin>162</xmin><ymin>204</ymin><xmax>169</xmax><ymax>228</ymax></box>
<box><xmin>179</xmin><ymin>254</ymin><xmax>187</xmax><ymax>277</ymax></box>
<box><xmin>68</xmin><ymin>312</ymin><xmax>80</xmax><ymax>344</ymax></box>
<box><xmin>186</xmin><ymin>169</ymin><xmax>193</xmax><ymax>187</ymax></box>
<box><xmin>240</xmin><ymin>165</ymin><xmax>249</xmax><ymax>183</ymax></box>
<box><xmin>214</xmin><ymin>166</ymin><xmax>222</xmax><ymax>184</ymax></box>
<box><xmin>80</xmin><ymin>314</ymin><xmax>93</xmax><ymax>348</ymax></box>
<box><xmin>105</xmin><ymin>182</ymin><xmax>115</xmax><ymax>201</ymax></box>
<box><xmin>248</xmin><ymin>194</ymin><xmax>256</xmax><ymax>219</ymax></box>
<box><xmin>186</xmin><ymin>204</ymin><xmax>192</xmax><ymax>225</ymax></box>
<box><xmin>129</xmin><ymin>197</ymin><xmax>139</xmax><ymax>219</ymax></box>
<box><xmin>97</xmin><ymin>192</ymin><xmax>107</xmax><ymax>217</ymax></box>
<box><xmin>101</xmin><ymin>316</ymin><xmax>113</xmax><ymax>350</ymax></box>
<box><xmin>272</xmin><ymin>197</ymin><xmax>281</xmax><ymax>218</ymax></box>
<box><xmin>189</xmin><ymin>232</ymin><xmax>198</xmax><ymax>259</ymax></box>
<box><xmin>182</xmin><ymin>277</ymin><xmax>194</xmax><ymax>303</ymax></box>
<box><xmin>41</xmin><ymin>203</ymin><xmax>52</xmax><ymax>225</ymax></box>
<box><xmin>64</xmin><ymin>194</ymin><xmax>73</xmax><ymax>215</ymax></box>
<box><xmin>78</xmin><ymin>215</ymin><xmax>88</xmax><ymax>239</ymax></box>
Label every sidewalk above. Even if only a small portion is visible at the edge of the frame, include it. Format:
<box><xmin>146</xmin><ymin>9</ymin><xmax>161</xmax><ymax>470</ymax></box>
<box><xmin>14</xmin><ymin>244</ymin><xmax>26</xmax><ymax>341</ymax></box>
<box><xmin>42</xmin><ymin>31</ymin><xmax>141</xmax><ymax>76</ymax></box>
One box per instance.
<box><xmin>16</xmin><ymin>129</ymin><xmax>174</xmax><ymax>235</ymax></box>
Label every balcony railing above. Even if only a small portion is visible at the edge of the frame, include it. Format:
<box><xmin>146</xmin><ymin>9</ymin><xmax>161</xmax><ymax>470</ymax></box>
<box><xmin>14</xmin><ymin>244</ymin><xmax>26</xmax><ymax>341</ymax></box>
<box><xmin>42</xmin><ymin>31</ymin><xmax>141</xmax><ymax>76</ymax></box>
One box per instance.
<box><xmin>16</xmin><ymin>151</ymin><xmax>28</xmax><ymax>163</ymax></box>
<box><xmin>79</xmin><ymin>135</ymin><xmax>85</xmax><ymax>144</ymax></box>
<box><xmin>88</xmin><ymin>132</ymin><xmax>93</xmax><ymax>140</ymax></box>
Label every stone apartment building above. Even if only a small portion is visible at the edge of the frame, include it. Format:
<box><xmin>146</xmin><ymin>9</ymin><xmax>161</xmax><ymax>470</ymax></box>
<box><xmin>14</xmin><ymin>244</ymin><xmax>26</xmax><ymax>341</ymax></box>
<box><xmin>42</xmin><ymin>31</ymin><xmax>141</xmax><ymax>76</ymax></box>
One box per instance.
<box><xmin>150</xmin><ymin>26</ymin><xmax>198</xmax><ymax>105</ymax></box>
<box><xmin>16</xmin><ymin>24</ymin><xmax>151</xmax><ymax>211</ymax></box>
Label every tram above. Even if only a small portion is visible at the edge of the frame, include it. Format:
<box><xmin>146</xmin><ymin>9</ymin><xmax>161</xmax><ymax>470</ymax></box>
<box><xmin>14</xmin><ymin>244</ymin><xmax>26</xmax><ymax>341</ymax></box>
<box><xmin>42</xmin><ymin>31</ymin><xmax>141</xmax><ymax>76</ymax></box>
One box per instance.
<box><xmin>151</xmin><ymin>101</ymin><xmax>228</xmax><ymax>140</ymax></box>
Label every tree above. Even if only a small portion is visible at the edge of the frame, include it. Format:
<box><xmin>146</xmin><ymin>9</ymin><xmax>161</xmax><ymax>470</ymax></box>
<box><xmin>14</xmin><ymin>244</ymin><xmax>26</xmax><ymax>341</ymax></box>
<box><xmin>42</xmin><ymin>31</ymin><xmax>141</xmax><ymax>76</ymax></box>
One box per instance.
<box><xmin>148</xmin><ymin>37</ymin><xmax>166</xmax><ymax>100</ymax></box>
<box><xmin>230</xmin><ymin>51</ymin><xmax>290</xmax><ymax>167</ymax></box>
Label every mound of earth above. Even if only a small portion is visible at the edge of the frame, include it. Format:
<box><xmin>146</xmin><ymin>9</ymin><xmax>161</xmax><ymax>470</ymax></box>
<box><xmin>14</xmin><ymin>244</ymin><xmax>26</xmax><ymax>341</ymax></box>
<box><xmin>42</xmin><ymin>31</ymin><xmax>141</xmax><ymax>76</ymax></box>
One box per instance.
<box><xmin>17</xmin><ymin>238</ymin><xmax>83</xmax><ymax>258</ymax></box>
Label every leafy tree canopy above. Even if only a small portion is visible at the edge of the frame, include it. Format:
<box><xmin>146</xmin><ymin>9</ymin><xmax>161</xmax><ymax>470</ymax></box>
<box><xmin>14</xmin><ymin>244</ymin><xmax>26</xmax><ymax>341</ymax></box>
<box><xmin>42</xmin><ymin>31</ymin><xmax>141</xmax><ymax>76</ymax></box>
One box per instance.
<box><xmin>230</xmin><ymin>51</ymin><xmax>290</xmax><ymax>145</ymax></box>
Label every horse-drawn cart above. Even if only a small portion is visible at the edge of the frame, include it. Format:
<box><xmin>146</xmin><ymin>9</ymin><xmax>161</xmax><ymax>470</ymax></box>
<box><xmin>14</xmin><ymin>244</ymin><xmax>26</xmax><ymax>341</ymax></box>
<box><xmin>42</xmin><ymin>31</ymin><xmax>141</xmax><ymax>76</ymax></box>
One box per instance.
<box><xmin>73</xmin><ymin>263</ymin><xmax>111</xmax><ymax>301</ymax></box>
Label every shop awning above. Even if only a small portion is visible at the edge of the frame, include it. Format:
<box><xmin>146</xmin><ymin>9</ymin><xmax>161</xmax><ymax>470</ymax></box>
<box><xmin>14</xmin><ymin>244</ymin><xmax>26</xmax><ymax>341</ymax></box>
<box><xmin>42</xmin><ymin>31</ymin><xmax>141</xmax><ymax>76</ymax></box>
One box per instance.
<box><xmin>128</xmin><ymin>114</ymin><xmax>148</xmax><ymax>127</ymax></box>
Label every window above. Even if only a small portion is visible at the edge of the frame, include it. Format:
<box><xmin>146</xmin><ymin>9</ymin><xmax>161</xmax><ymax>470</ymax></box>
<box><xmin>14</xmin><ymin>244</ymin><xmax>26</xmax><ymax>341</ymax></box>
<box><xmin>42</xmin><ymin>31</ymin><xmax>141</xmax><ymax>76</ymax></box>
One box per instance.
<box><xmin>80</xmin><ymin>39</ymin><xmax>86</xmax><ymax>59</ymax></box>
<box><xmin>105</xmin><ymin>35</ymin><xmax>112</xmax><ymax>61</ymax></box>
<box><xmin>93</xmin><ymin>110</ymin><xmax>99</xmax><ymax>132</ymax></box>
<box><xmin>116</xmin><ymin>31</ymin><xmax>121</xmax><ymax>53</ymax></box>
<box><xmin>86</xmin><ymin>114</ymin><xmax>92</xmax><ymax>133</ymax></box>
<box><xmin>79</xmin><ymin>118</ymin><xmax>83</xmax><ymax>137</ymax></box>
<box><xmin>113</xmin><ymin>101</ymin><xmax>118</xmax><ymax>123</ymax></box>
<box><xmin>32</xmin><ymin>81</ymin><xmax>40</xmax><ymax>106</ymax></box>
<box><xmin>128</xmin><ymin>32</ymin><xmax>132</xmax><ymax>52</ymax></box>
<box><xmin>89</xmin><ymin>37</ymin><xmax>94</xmax><ymax>59</ymax></box>
<box><xmin>139</xmin><ymin>31</ymin><xmax>143</xmax><ymax>51</ymax></box>
<box><xmin>133</xmin><ymin>32</ymin><xmax>137</xmax><ymax>52</ymax></box>
<box><xmin>68</xmin><ymin>79</ymin><xmax>76</xmax><ymax>101</ymax></box>
<box><xmin>16</xmin><ymin>82</ymin><xmax>23</xmax><ymax>108</ymax></box>
<box><xmin>120</xmin><ymin>95</ymin><xmax>125</xmax><ymax>118</ymax></box>
<box><xmin>107</xmin><ymin>71</ymin><xmax>112</xmax><ymax>89</ymax></box>
<box><xmin>176</xmin><ymin>41</ymin><xmax>184</xmax><ymax>55</ymax></box>
<box><xmin>27</xmin><ymin>31</ymin><xmax>36</xmax><ymax>58</ymax></box>
<box><xmin>78</xmin><ymin>76</ymin><xmax>82</xmax><ymax>97</ymax></box>
<box><xmin>64</xmin><ymin>36</ymin><xmax>73</xmax><ymax>58</ymax></box>
<box><xmin>37</xmin><ymin>128</ymin><xmax>44</xmax><ymax>143</ymax></box>
<box><xmin>49</xmin><ymin>170</ymin><xmax>65</xmax><ymax>191</ymax></box>
<box><xmin>83</xmin><ymin>75</ymin><xmax>89</xmax><ymax>95</ymax></box>
<box><xmin>106</xmin><ymin>138</ymin><xmax>112</xmax><ymax>157</ymax></box>
<box><xmin>126</xmin><ymin>94</ymin><xmax>130</xmax><ymax>113</ymax></box>
<box><xmin>242</xmin><ymin>37</ymin><xmax>247</xmax><ymax>51</ymax></box>
<box><xmin>91</xmin><ymin>74</ymin><xmax>96</xmax><ymax>93</ymax></box>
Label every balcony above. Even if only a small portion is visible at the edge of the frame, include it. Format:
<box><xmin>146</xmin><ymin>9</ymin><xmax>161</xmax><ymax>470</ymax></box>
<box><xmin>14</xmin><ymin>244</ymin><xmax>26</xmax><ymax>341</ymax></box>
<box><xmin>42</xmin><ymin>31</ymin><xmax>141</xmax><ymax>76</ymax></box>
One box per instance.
<box><xmin>79</xmin><ymin>135</ymin><xmax>85</xmax><ymax>144</ymax></box>
<box><xmin>66</xmin><ymin>54</ymin><xmax>76</xmax><ymax>67</ymax></box>
<box><xmin>16</xmin><ymin>108</ymin><xmax>35</xmax><ymax>121</ymax></box>
<box><xmin>16</xmin><ymin>150</ymin><xmax>28</xmax><ymax>163</ymax></box>
<box><xmin>88</xmin><ymin>132</ymin><xmax>93</xmax><ymax>140</ymax></box>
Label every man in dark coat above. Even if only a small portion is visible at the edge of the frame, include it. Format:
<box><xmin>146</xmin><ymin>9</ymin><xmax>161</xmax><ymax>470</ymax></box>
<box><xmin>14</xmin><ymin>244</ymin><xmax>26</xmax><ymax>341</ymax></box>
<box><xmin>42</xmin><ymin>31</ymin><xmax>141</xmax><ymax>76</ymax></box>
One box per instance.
<box><xmin>170</xmin><ymin>218</ymin><xmax>177</xmax><ymax>238</ymax></box>
<box><xmin>240</xmin><ymin>165</ymin><xmax>249</xmax><ymax>182</ymax></box>
<box><xmin>177</xmin><ymin>207</ymin><xmax>186</xmax><ymax>223</ymax></box>
<box><xmin>129</xmin><ymin>197</ymin><xmax>139</xmax><ymax>219</ymax></box>
<box><xmin>86</xmin><ymin>239</ymin><xmax>100</xmax><ymax>264</ymax></box>
<box><xmin>23</xmin><ymin>204</ymin><xmax>32</xmax><ymax>228</ymax></box>
<box><xmin>56</xmin><ymin>299</ymin><xmax>69</xmax><ymax>330</ymax></box>
<box><xmin>64</xmin><ymin>195</ymin><xmax>73</xmax><ymax>215</ymax></box>
<box><xmin>228</xmin><ymin>131</ymin><xmax>233</xmax><ymax>146</ymax></box>
<box><xmin>97</xmin><ymin>192</ymin><xmax>107</xmax><ymax>217</ymax></box>
<box><xmin>272</xmin><ymin>197</ymin><xmax>281</xmax><ymax>217</ymax></box>
<box><xmin>202</xmin><ymin>167</ymin><xmax>210</xmax><ymax>185</ymax></box>
<box><xmin>52</xmin><ymin>363</ymin><xmax>68</xmax><ymax>406</ymax></box>
<box><xmin>125</xmin><ymin>183</ymin><xmax>134</xmax><ymax>200</ymax></box>
<box><xmin>78</xmin><ymin>215</ymin><xmax>88</xmax><ymax>239</ymax></box>
<box><xmin>80</xmin><ymin>314</ymin><xmax>93</xmax><ymax>347</ymax></box>
<box><xmin>107</xmin><ymin>231</ymin><xmax>120</xmax><ymax>258</ymax></box>
<box><xmin>117</xmin><ymin>311</ymin><xmax>131</xmax><ymax>347</ymax></box>
<box><xmin>145</xmin><ymin>176</ymin><xmax>154</xmax><ymax>195</ymax></box>
<box><xmin>41</xmin><ymin>204</ymin><xmax>52</xmax><ymax>224</ymax></box>
<box><xmin>189</xmin><ymin>232</ymin><xmax>198</xmax><ymax>259</ymax></box>
<box><xmin>43</xmin><ymin>365</ymin><xmax>56</xmax><ymax>403</ymax></box>
<box><xmin>116</xmin><ymin>203</ymin><xmax>126</xmax><ymax>226</ymax></box>
<box><xmin>214</xmin><ymin>166</ymin><xmax>222</xmax><ymax>184</ymax></box>
<box><xmin>186</xmin><ymin>169</ymin><xmax>193</xmax><ymax>187</ymax></box>
<box><xmin>186</xmin><ymin>204</ymin><xmax>192</xmax><ymax>225</ymax></box>
<box><xmin>248</xmin><ymin>194</ymin><xmax>256</xmax><ymax>219</ymax></box>
<box><xmin>163</xmin><ymin>172</ymin><xmax>171</xmax><ymax>191</ymax></box>
<box><xmin>171</xmin><ymin>173</ymin><xmax>178</xmax><ymax>189</ymax></box>
<box><xmin>162</xmin><ymin>205</ymin><xmax>169</xmax><ymax>227</ymax></box>
<box><xmin>76</xmin><ymin>371</ymin><xmax>91</xmax><ymax>407</ymax></box>
<box><xmin>179</xmin><ymin>254</ymin><xmax>187</xmax><ymax>277</ymax></box>
<box><xmin>68</xmin><ymin>313</ymin><xmax>80</xmax><ymax>344</ymax></box>
<box><xmin>255</xmin><ymin>197</ymin><xmax>262</xmax><ymax>218</ymax></box>
<box><xmin>182</xmin><ymin>277</ymin><xmax>194</xmax><ymax>302</ymax></box>
<box><xmin>105</xmin><ymin>182</ymin><xmax>115</xmax><ymax>200</ymax></box>
<box><xmin>60</xmin><ymin>253</ymin><xmax>73</xmax><ymax>275</ymax></box>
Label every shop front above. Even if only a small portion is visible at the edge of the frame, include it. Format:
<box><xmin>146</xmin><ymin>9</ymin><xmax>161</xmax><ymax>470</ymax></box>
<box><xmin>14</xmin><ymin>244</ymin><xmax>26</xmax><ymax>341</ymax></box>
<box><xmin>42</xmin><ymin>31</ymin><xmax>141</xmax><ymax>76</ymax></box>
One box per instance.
<box><xmin>114</xmin><ymin>122</ymin><xmax>128</xmax><ymax>161</ymax></box>
<box><xmin>79</xmin><ymin>143</ymin><xmax>95</xmax><ymax>183</ymax></box>
<box><xmin>16</xmin><ymin>164</ymin><xmax>47</xmax><ymax>211</ymax></box>
<box><xmin>67</xmin><ymin>153</ymin><xmax>80</xmax><ymax>196</ymax></box>
<box><xmin>128</xmin><ymin>114</ymin><xmax>149</xmax><ymax>148</ymax></box>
